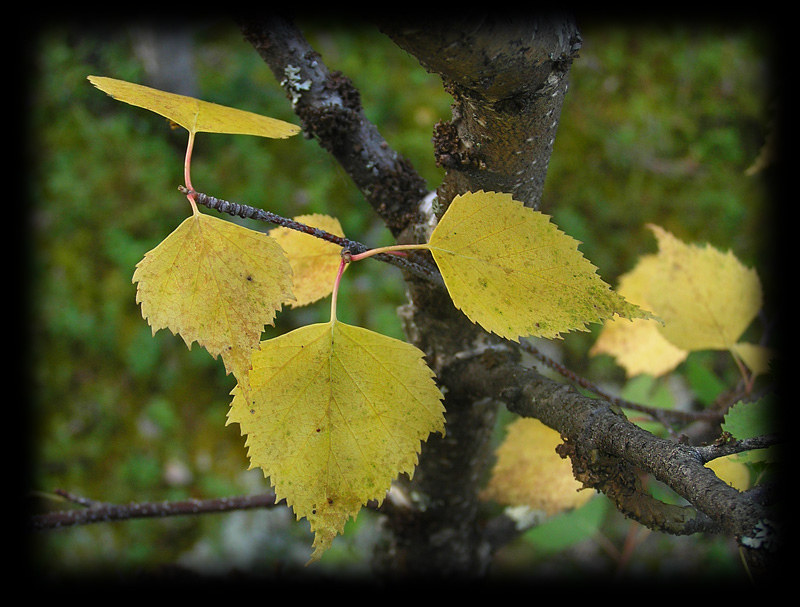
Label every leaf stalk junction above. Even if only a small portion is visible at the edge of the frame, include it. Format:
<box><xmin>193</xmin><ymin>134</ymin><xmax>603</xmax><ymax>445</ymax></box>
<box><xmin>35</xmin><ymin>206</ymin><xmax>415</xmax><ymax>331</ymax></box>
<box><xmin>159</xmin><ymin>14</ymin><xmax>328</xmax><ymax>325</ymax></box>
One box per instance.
<box><xmin>181</xmin><ymin>186</ymin><xmax>444</xmax><ymax>287</ymax></box>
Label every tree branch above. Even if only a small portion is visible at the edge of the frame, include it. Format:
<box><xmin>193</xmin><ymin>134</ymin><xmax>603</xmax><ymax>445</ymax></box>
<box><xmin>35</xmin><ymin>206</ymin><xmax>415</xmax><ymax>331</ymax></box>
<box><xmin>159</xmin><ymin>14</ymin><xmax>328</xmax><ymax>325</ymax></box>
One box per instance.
<box><xmin>519</xmin><ymin>339</ymin><xmax>724</xmax><ymax>430</ymax></box>
<box><xmin>442</xmin><ymin>350</ymin><xmax>782</xmax><ymax>567</ymax></box>
<box><xmin>237</xmin><ymin>16</ymin><xmax>431</xmax><ymax>239</ymax></box>
<box><xmin>379</xmin><ymin>16</ymin><xmax>581</xmax><ymax>210</ymax></box>
<box><xmin>696</xmin><ymin>434</ymin><xmax>780</xmax><ymax>463</ymax></box>
<box><xmin>183</xmin><ymin>186</ymin><xmax>444</xmax><ymax>287</ymax></box>
<box><xmin>32</xmin><ymin>490</ymin><xmax>279</xmax><ymax>531</ymax></box>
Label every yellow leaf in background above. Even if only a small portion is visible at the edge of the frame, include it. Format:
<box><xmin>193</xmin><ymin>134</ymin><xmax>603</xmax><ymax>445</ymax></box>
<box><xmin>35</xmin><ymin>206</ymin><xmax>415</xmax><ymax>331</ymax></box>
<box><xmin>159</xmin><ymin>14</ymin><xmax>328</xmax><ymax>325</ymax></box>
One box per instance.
<box><xmin>132</xmin><ymin>213</ymin><xmax>293</xmax><ymax>380</ymax></box>
<box><xmin>426</xmin><ymin>191</ymin><xmax>652</xmax><ymax>341</ymax></box>
<box><xmin>590</xmin><ymin>254</ymin><xmax>688</xmax><ymax>377</ymax></box>
<box><xmin>730</xmin><ymin>342</ymin><xmax>773</xmax><ymax>377</ymax></box>
<box><xmin>227</xmin><ymin>321</ymin><xmax>445</xmax><ymax>562</ymax></box>
<box><xmin>706</xmin><ymin>455</ymin><xmax>752</xmax><ymax>492</ymax></box>
<box><xmin>645</xmin><ymin>224</ymin><xmax>762</xmax><ymax>352</ymax></box>
<box><xmin>481</xmin><ymin>418</ymin><xmax>593</xmax><ymax>515</ymax></box>
<box><xmin>88</xmin><ymin>75</ymin><xmax>300</xmax><ymax>138</ymax></box>
<box><xmin>269</xmin><ymin>214</ymin><xmax>344</xmax><ymax>307</ymax></box>
<box><xmin>591</xmin><ymin>318</ymin><xmax>688</xmax><ymax>378</ymax></box>
<box><xmin>591</xmin><ymin>226</ymin><xmax>771</xmax><ymax>377</ymax></box>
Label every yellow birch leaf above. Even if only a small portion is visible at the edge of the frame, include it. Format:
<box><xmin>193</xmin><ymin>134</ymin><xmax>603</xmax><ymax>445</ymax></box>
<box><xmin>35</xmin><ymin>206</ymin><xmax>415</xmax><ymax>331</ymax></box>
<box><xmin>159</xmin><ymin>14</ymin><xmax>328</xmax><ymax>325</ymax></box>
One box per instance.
<box><xmin>590</xmin><ymin>318</ymin><xmax>687</xmax><ymax>378</ymax></box>
<box><xmin>227</xmin><ymin>320</ymin><xmax>445</xmax><ymax>562</ymax></box>
<box><xmin>730</xmin><ymin>342</ymin><xmax>774</xmax><ymax>377</ymax></box>
<box><xmin>269</xmin><ymin>214</ymin><xmax>344</xmax><ymax>307</ymax></box>
<box><xmin>706</xmin><ymin>455</ymin><xmax>752</xmax><ymax>492</ymax></box>
<box><xmin>644</xmin><ymin>224</ymin><xmax>763</xmax><ymax>352</ymax></box>
<box><xmin>425</xmin><ymin>191</ymin><xmax>652</xmax><ymax>341</ymax></box>
<box><xmin>590</xmin><ymin>254</ymin><xmax>688</xmax><ymax>377</ymax></box>
<box><xmin>88</xmin><ymin>75</ymin><xmax>300</xmax><ymax>138</ymax></box>
<box><xmin>132</xmin><ymin>213</ymin><xmax>293</xmax><ymax>380</ymax></box>
<box><xmin>481</xmin><ymin>418</ymin><xmax>593</xmax><ymax>515</ymax></box>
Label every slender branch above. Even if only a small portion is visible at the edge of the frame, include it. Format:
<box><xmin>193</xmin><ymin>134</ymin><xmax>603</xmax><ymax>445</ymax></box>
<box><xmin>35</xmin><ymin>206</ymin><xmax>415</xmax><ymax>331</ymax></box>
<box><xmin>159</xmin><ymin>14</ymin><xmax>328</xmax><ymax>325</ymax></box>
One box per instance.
<box><xmin>32</xmin><ymin>490</ymin><xmax>280</xmax><ymax>531</ymax></box>
<box><xmin>696</xmin><ymin>433</ymin><xmax>780</xmax><ymax>463</ymax></box>
<box><xmin>181</xmin><ymin>186</ymin><xmax>444</xmax><ymax>287</ymax></box>
<box><xmin>181</xmin><ymin>185</ymin><xmax>360</xmax><ymax>247</ymax></box>
<box><xmin>33</xmin><ymin>489</ymin><xmax>403</xmax><ymax>532</ymax></box>
<box><xmin>519</xmin><ymin>340</ymin><xmax>723</xmax><ymax>428</ymax></box>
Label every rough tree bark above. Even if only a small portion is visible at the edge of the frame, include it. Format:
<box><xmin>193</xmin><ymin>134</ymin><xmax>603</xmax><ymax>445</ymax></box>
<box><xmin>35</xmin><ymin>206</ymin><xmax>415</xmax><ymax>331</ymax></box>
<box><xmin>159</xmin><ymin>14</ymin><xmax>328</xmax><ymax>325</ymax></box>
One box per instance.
<box><xmin>376</xmin><ymin>17</ymin><xmax>581</xmax><ymax>577</ymax></box>
<box><xmin>382</xmin><ymin>17</ymin><xmax>579</xmax><ymax>211</ymax></box>
<box><xmin>237</xmin><ymin>16</ymin><xmax>781</xmax><ymax>579</ymax></box>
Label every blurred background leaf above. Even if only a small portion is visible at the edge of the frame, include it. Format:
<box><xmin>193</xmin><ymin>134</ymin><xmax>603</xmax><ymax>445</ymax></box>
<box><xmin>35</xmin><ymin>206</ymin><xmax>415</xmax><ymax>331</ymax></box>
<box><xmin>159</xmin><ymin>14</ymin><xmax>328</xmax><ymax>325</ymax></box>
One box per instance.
<box><xmin>28</xmin><ymin>20</ymin><xmax>773</xmax><ymax>579</ymax></box>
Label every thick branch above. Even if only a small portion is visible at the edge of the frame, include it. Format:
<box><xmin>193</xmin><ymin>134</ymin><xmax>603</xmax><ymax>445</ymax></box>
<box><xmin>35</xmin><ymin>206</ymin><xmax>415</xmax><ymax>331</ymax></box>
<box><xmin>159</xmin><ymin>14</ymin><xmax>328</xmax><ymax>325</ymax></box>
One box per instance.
<box><xmin>379</xmin><ymin>16</ymin><xmax>581</xmax><ymax>209</ymax></box>
<box><xmin>238</xmin><ymin>17</ymin><xmax>430</xmax><ymax>238</ymax></box>
<box><xmin>369</xmin><ymin>17</ymin><xmax>583</xmax><ymax>576</ymax></box>
<box><xmin>443</xmin><ymin>352</ymin><xmax>782</xmax><ymax>566</ymax></box>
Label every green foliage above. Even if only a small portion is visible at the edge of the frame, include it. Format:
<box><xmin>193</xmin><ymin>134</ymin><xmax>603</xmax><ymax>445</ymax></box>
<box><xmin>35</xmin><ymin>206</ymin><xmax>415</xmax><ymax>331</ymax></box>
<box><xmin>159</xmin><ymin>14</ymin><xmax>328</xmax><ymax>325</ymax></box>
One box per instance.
<box><xmin>551</xmin><ymin>26</ymin><xmax>769</xmax><ymax>260</ymax></box>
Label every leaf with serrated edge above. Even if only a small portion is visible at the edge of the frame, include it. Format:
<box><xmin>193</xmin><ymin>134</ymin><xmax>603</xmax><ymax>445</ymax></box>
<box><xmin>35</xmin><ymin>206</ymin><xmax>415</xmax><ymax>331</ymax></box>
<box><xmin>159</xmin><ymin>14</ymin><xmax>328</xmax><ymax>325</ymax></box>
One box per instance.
<box><xmin>132</xmin><ymin>213</ymin><xmax>293</xmax><ymax>381</ymax></box>
<box><xmin>88</xmin><ymin>75</ymin><xmax>300</xmax><ymax>138</ymax></box>
<box><xmin>644</xmin><ymin>224</ymin><xmax>763</xmax><ymax>352</ymax></box>
<box><xmin>426</xmin><ymin>191</ymin><xmax>652</xmax><ymax>341</ymax></box>
<box><xmin>227</xmin><ymin>320</ymin><xmax>445</xmax><ymax>563</ymax></box>
<box><xmin>590</xmin><ymin>254</ymin><xmax>687</xmax><ymax>377</ymax></box>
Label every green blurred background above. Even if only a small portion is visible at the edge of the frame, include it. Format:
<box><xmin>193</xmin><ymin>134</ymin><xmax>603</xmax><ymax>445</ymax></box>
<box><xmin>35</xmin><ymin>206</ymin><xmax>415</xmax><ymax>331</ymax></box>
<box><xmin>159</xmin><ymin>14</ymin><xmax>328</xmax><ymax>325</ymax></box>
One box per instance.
<box><xmin>27</xmin><ymin>21</ymin><xmax>774</xmax><ymax>579</ymax></box>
